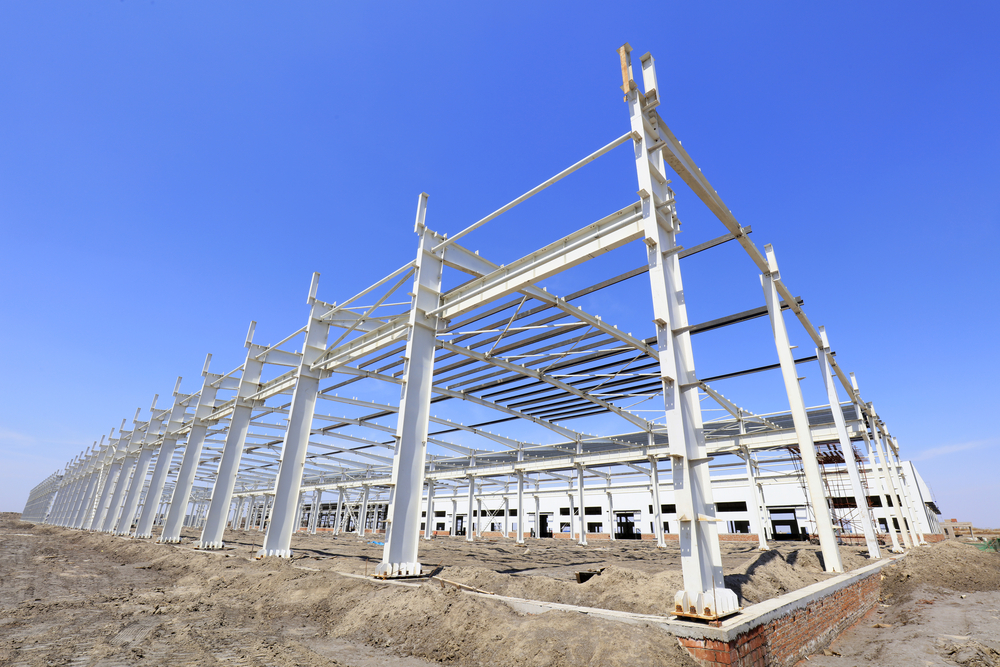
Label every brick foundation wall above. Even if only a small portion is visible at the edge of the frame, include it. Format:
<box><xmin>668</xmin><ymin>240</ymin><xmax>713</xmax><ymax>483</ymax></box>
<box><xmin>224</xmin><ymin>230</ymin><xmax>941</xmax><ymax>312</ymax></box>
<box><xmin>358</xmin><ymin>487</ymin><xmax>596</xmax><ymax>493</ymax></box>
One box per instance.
<box><xmin>676</xmin><ymin>568</ymin><xmax>883</xmax><ymax>666</ymax></box>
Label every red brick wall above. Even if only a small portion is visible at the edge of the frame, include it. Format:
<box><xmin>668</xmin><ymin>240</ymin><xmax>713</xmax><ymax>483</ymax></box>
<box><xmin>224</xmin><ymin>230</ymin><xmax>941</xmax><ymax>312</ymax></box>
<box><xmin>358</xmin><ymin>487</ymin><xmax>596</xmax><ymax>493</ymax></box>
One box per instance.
<box><xmin>677</xmin><ymin>568</ymin><xmax>882</xmax><ymax>666</ymax></box>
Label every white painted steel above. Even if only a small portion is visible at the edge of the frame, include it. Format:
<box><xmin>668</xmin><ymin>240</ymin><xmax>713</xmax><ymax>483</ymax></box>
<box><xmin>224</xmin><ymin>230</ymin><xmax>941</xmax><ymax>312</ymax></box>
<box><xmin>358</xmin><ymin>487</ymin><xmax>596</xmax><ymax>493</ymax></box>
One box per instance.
<box><xmin>199</xmin><ymin>345</ymin><xmax>265</xmax><ymax>549</ymax></box>
<box><xmin>160</xmin><ymin>370</ymin><xmax>221</xmax><ymax>543</ymax></box>
<box><xmin>423</xmin><ymin>478</ymin><xmax>436</xmax><ymax>540</ymax></box>
<box><xmin>649</xmin><ymin>454</ymin><xmax>666</xmax><ymax>548</ymax></box>
<box><xmin>761</xmin><ymin>250</ymin><xmax>842</xmax><ymax>573</ymax></box>
<box><xmin>623</xmin><ymin>47</ymin><xmax>736</xmax><ymax>616</ymax></box>
<box><xmin>741</xmin><ymin>446</ymin><xmax>769</xmax><ymax>551</ymax></box>
<box><xmin>869</xmin><ymin>418</ymin><xmax>912</xmax><ymax>549</ymax></box>
<box><xmin>516</xmin><ymin>470</ymin><xmax>525</xmax><ymax>544</ymax></box>
<box><xmin>259</xmin><ymin>287</ymin><xmax>332</xmax><ymax>558</ymax></box>
<box><xmin>817</xmin><ymin>334</ymin><xmax>880</xmax><ymax>559</ymax></box>
<box><xmin>116</xmin><ymin>399</ymin><xmax>172</xmax><ymax>535</ymax></box>
<box><xmin>309</xmin><ymin>489</ymin><xmax>322</xmax><ymax>535</ymax></box>
<box><xmin>379</xmin><ymin>198</ymin><xmax>442</xmax><ymax>577</ymax></box>
<box><xmin>466</xmin><ymin>476</ymin><xmax>475</xmax><ymax>542</ymax></box>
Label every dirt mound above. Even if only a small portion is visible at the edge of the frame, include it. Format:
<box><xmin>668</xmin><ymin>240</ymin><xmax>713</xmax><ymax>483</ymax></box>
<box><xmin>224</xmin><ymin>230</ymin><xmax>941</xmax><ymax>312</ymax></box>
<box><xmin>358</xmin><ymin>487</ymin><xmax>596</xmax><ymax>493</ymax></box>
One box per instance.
<box><xmin>881</xmin><ymin>540</ymin><xmax>1000</xmax><ymax>603</ymax></box>
<box><xmin>0</xmin><ymin>520</ymin><xmax>698</xmax><ymax>666</ymax></box>
<box><xmin>725</xmin><ymin>546</ymin><xmax>873</xmax><ymax>604</ymax></box>
<box><xmin>439</xmin><ymin>564</ymin><xmax>683</xmax><ymax>615</ymax></box>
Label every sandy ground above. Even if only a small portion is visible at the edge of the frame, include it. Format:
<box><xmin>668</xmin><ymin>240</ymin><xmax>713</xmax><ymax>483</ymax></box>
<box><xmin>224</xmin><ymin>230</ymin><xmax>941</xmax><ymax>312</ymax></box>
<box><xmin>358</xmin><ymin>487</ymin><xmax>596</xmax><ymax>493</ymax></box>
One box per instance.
<box><xmin>2</xmin><ymin>512</ymin><xmax>996</xmax><ymax>666</ymax></box>
<box><xmin>801</xmin><ymin>540</ymin><xmax>1000</xmax><ymax>666</ymax></box>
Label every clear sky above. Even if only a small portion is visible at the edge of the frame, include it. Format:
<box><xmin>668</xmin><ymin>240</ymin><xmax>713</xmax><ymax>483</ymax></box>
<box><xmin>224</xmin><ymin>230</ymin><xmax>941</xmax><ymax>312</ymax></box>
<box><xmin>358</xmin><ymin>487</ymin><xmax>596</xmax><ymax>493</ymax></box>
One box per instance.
<box><xmin>2</xmin><ymin>3</ymin><xmax>997</xmax><ymax>527</ymax></box>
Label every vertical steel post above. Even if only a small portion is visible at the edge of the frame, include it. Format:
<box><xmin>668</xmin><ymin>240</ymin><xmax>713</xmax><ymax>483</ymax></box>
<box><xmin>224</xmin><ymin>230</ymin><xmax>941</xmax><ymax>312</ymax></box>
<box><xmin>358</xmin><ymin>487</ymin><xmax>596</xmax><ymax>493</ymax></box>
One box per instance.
<box><xmin>160</xmin><ymin>360</ymin><xmax>221</xmax><ymax>543</ymax></box>
<box><xmin>450</xmin><ymin>498</ymin><xmax>457</xmax><ymax>537</ymax></box>
<box><xmin>741</xmin><ymin>446</ymin><xmax>770</xmax><ymax>551</ymax></box>
<box><xmin>333</xmin><ymin>487</ymin><xmax>345</xmax><ymax>535</ymax></box>
<box><xmin>88</xmin><ymin>425</ymin><xmax>126</xmax><ymax>531</ymax></box>
<box><xmin>606</xmin><ymin>489</ymin><xmax>616</xmax><ymax>541</ymax></box>
<box><xmin>119</xmin><ymin>392</ymin><xmax>175</xmax><ymax>536</ymax></box>
<box><xmin>135</xmin><ymin>388</ymin><xmax>191</xmax><ymax>538</ymax></box>
<box><xmin>891</xmin><ymin>443</ymin><xmax>926</xmax><ymax>544</ymax></box>
<box><xmin>649</xmin><ymin>452</ymin><xmax>666</xmax><ymax>548</ymax></box>
<box><xmin>53</xmin><ymin>456</ymin><xmax>81</xmax><ymax>527</ymax></box>
<box><xmin>576</xmin><ymin>465</ymin><xmax>588</xmax><ymax>546</ymax></box>
<box><xmin>423</xmin><ymin>478</ymin><xmax>436</xmax><ymax>540</ymax></box>
<box><xmin>309</xmin><ymin>489</ymin><xmax>323</xmax><ymax>535</ymax></box>
<box><xmin>101</xmin><ymin>409</ymin><xmax>145</xmax><ymax>533</ymax></box>
<box><xmin>621</xmin><ymin>45</ymin><xmax>737</xmax><ymax>616</ymax></box>
<box><xmin>357</xmin><ymin>485</ymin><xmax>370</xmax><ymax>537</ymax></box>
<box><xmin>71</xmin><ymin>450</ymin><xmax>102</xmax><ymax>529</ymax></box>
<box><xmin>869</xmin><ymin>414</ymin><xmax>911</xmax><ymax>549</ymax></box>
<box><xmin>79</xmin><ymin>438</ymin><xmax>111</xmax><ymax>530</ymax></box>
<box><xmin>515</xmin><ymin>470</ymin><xmax>525</xmax><ymax>544</ymax></box>
<box><xmin>379</xmin><ymin>196</ymin><xmax>443</xmax><ymax>576</ymax></box>
<box><xmin>199</xmin><ymin>336</ymin><xmax>265</xmax><ymax>549</ymax></box>
<box><xmin>534</xmin><ymin>493</ymin><xmax>541</xmax><ymax>540</ymax></box>
<box><xmin>881</xmin><ymin>428</ymin><xmax>924</xmax><ymax>546</ymax></box>
<box><xmin>887</xmin><ymin>437</ymin><xmax>923</xmax><ymax>545</ymax></box>
<box><xmin>259</xmin><ymin>278</ymin><xmax>331</xmax><ymax>556</ymax></box>
<box><xmin>761</xmin><ymin>246</ymin><xmax>842</xmax><ymax>572</ymax></box>
<box><xmin>816</xmin><ymin>333</ymin><xmax>880</xmax><ymax>559</ymax></box>
<box><xmin>567</xmin><ymin>491</ymin><xmax>576</xmax><ymax>540</ymax></box>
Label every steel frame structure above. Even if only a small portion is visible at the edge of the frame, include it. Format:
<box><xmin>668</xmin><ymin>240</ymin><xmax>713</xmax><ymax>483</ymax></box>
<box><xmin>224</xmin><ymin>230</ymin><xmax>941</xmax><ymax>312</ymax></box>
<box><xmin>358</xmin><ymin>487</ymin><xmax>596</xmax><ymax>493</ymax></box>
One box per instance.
<box><xmin>23</xmin><ymin>45</ymin><xmax>929</xmax><ymax>621</ymax></box>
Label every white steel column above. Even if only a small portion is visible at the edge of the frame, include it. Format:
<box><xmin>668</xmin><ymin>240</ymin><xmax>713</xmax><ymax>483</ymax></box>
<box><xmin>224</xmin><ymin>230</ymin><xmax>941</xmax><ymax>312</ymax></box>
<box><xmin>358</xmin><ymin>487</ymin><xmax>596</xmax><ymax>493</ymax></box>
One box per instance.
<box><xmin>333</xmin><ymin>487</ymin><xmax>345</xmax><ymax>535</ymax></box>
<box><xmin>423</xmin><ymin>478</ymin><xmax>436</xmax><ymax>540</ymax></box>
<box><xmin>576</xmin><ymin>465</ymin><xmax>587</xmax><ymax>546</ymax></box>
<box><xmin>515</xmin><ymin>470</ymin><xmax>525</xmax><ymax>544</ymax></box>
<box><xmin>118</xmin><ymin>393</ymin><xmax>174</xmax><ymax>536</ymax></box>
<box><xmin>71</xmin><ymin>451</ymin><xmax>102</xmax><ymax>529</ymax></box>
<box><xmin>892</xmin><ymin>441</ymin><xmax>926</xmax><ymax>545</ymax></box>
<box><xmin>356</xmin><ymin>485</ymin><xmax>370</xmax><ymax>536</ymax></box>
<box><xmin>883</xmin><ymin>430</ymin><xmax>924</xmax><ymax>546</ymax></box>
<box><xmin>817</xmin><ymin>331</ymin><xmax>880</xmax><ymax>559</ymax></box>
<box><xmin>101</xmin><ymin>409</ymin><xmax>146</xmax><ymax>533</ymax></box>
<box><xmin>761</xmin><ymin>245</ymin><xmax>842</xmax><ymax>573</ymax></box>
<box><xmin>89</xmin><ymin>425</ymin><xmax>127</xmax><ymax>531</ymax></box>
<box><xmin>379</xmin><ymin>198</ymin><xmax>444</xmax><ymax>577</ymax></box>
<box><xmin>61</xmin><ymin>455</ymin><xmax>89</xmax><ymax>527</ymax></box>
<box><xmin>567</xmin><ymin>492</ymin><xmax>576</xmax><ymax>540</ymax></box>
<box><xmin>309</xmin><ymin>489</ymin><xmax>323</xmax><ymax>535</ymax></box>
<box><xmin>622</xmin><ymin>45</ymin><xmax>737</xmax><ymax>617</ymax></box>
<box><xmin>450</xmin><ymin>498</ymin><xmax>457</xmax><ymax>537</ymax></box>
<box><xmin>199</xmin><ymin>336</ymin><xmax>265</xmax><ymax>549</ymax></box>
<box><xmin>292</xmin><ymin>492</ymin><xmax>305</xmax><ymax>534</ymax></box>
<box><xmin>869</xmin><ymin>413</ymin><xmax>911</xmax><ymax>549</ymax></box>
<box><xmin>854</xmin><ymin>406</ymin><xmax>900</xmax><ymax>549</ymax></box>
<box><xmin>605</xmin><ymin>489</ymin><xmax>616</xmax><ymax>540</ymax></box>
<box><xmin>476</xmin><ymin>498</ymin><xmax>483</xmax><ymax>537</ymax></box>
<box><xmin>466</xmin><ymin>477</ymin><xmax>476</xmax><ymax>541</ymax></box>
<box><xmin>741</xmin><ymin>446</ymin><xmax>769</xmax><ymax>551</ymax></box>
<box><xmin>79</xmin><ymin>436</ymin><xmax>113</xmax><ymax>530</ymax></box>
<box><xmin>55</xmin><ymin>456</ymin><xmax>83</xmax><ymax>527</ymax></box>
<box><xmin>160</xmin><ymin>360</ymin><xmax>221</xmax><ymax>543</ymax></box>
<box><xmin>533</xmin><ymin>493</ymin><xmax>541</xmax><ymax>539</ymax></box>
<box><xmin>649</xmin><ymin>454</ymin><xmax>666</xmax><ymax>548</ymax></box>
<box><xmin>259</xmin><ymin>278</ymin><xmax>331</xmax><ymax>557</ymax></box>
<box><xmin>502</xmin><ymin>496</ymin><xmax>510</xmax><ymax>538</ymax></box>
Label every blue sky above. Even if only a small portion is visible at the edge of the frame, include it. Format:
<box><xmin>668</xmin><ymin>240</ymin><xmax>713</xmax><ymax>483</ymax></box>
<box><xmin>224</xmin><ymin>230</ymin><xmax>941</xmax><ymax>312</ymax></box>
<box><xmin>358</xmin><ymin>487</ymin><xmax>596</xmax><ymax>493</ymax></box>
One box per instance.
<box><xmin>1</xmin><ymin>3</ymin><xmax>997</xmax><ymax>527</ymax></box>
